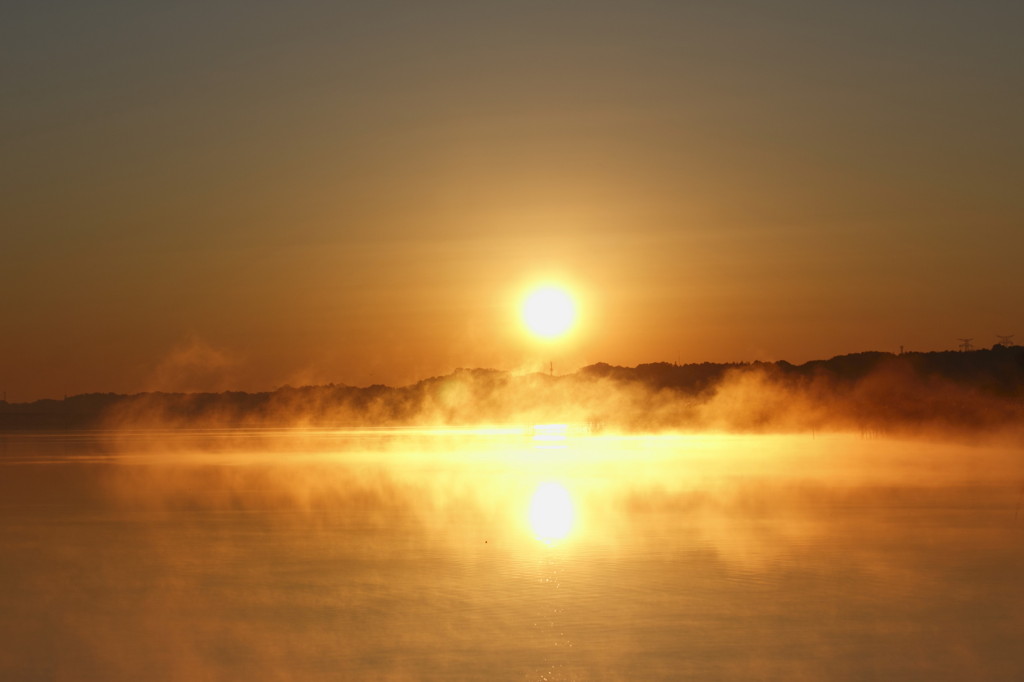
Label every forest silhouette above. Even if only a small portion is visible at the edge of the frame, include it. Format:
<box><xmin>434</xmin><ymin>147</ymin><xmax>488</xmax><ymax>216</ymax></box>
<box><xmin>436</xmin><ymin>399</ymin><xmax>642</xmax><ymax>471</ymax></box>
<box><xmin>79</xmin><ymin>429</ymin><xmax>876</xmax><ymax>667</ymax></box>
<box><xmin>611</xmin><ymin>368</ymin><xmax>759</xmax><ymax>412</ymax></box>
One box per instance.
<box><xmin>2</xmin><ymin>346</ymin><xmax>1022</xmax><ymax>437</ymax></box>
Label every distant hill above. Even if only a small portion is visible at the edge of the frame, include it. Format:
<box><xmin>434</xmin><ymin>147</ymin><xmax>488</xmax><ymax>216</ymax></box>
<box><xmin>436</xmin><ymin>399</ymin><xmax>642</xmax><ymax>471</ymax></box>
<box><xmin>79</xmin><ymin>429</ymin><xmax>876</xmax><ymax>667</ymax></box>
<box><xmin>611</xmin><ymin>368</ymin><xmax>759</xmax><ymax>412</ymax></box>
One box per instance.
<box><xmin>2</xmin><ymin>346</ymin><xmax>1023</xmax><ymax>436</ymax></box>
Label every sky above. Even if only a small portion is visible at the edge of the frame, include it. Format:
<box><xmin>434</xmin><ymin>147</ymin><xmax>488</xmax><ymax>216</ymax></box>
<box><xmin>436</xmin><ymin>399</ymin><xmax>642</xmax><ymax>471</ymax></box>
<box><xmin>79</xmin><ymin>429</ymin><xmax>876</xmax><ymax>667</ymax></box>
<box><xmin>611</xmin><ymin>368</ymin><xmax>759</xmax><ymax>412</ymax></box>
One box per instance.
<box><xmin>3</xmin><ymin>0</ymin><xmax>1022</xmax><ymax>401</ymax></box>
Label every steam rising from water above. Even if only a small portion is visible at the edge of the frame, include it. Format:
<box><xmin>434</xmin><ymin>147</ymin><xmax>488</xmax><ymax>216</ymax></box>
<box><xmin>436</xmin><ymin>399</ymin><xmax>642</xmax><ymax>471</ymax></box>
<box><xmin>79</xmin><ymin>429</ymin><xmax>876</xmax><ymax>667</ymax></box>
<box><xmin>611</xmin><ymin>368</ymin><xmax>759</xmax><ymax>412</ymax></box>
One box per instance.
<box><xmin>80</xmin><ymin>349</ymin><xmax>1024</xmax><ymax>444</ymax></box>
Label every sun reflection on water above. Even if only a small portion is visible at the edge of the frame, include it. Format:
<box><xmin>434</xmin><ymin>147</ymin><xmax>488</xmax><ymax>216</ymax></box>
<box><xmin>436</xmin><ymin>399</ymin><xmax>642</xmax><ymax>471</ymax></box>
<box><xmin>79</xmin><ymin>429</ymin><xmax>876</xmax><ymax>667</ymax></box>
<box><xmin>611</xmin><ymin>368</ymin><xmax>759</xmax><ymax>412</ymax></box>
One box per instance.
<box><xmin>528</xmin><ymin>481</ymin><xmax>575</xmax><ymax>544</ymax></box>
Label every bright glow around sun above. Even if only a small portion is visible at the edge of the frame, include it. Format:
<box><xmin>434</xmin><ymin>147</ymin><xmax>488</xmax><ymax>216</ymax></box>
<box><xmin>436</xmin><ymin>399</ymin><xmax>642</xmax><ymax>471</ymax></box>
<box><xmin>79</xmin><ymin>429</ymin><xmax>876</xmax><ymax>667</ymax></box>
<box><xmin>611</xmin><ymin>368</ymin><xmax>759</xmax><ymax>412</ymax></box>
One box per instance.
<box><xmin>522</xmin><ymin>285</ymin><xmax>577</xmax><ymax>339</ymax></box>
<box><xmin>528</xmin><ymin>481</ymin><xmax>575</xmax><ymax>543</ymax></box>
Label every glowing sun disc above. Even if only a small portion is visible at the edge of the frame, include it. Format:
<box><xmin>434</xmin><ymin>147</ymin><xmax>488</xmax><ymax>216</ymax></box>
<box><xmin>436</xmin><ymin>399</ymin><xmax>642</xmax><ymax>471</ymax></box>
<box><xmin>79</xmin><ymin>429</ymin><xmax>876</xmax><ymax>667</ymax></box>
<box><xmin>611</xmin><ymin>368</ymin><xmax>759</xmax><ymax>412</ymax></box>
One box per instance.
<box><xmin>522</xmin><ymin>286</ymin><xmax>576</xmax><ymax>339</ymax></box>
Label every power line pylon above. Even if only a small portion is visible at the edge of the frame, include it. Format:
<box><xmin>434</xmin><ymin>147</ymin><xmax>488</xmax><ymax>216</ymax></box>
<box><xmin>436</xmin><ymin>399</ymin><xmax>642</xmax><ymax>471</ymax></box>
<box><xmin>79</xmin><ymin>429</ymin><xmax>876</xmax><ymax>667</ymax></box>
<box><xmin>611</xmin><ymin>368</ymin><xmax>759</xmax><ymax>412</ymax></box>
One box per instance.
<box><xmin>957</xmin><ymin>338</ymin><xmax>973</xmax><ymax>352</ymax></box>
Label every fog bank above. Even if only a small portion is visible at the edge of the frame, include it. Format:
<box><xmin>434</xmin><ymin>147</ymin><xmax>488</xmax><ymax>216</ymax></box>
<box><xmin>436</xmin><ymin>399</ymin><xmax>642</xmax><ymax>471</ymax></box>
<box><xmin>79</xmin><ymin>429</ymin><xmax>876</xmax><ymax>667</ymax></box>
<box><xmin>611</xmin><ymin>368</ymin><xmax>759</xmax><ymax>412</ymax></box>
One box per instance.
<box><xmin>2</xmin><ymin>347</ymin><xmax>1022</xmax><ymax>438</ymax></box>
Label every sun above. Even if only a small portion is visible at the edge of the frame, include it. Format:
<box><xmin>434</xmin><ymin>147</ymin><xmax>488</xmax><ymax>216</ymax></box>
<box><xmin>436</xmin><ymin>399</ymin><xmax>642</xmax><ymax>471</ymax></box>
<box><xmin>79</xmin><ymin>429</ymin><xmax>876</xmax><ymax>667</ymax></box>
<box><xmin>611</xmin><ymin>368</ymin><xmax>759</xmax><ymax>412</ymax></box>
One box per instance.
<box><xmin>522</xmin><ymin>285</ymin><xmax>577</xmax><ymax>339</ymax></box>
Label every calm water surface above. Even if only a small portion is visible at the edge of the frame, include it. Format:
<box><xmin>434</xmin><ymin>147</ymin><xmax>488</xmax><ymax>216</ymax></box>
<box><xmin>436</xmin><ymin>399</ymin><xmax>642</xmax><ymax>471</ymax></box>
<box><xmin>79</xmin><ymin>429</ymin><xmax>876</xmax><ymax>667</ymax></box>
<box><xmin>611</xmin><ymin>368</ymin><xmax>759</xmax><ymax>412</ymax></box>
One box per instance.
<box><xmin>1</xmin><ymin>429</ymin><xmax>1023</xmax><ymax>681</ymax></box>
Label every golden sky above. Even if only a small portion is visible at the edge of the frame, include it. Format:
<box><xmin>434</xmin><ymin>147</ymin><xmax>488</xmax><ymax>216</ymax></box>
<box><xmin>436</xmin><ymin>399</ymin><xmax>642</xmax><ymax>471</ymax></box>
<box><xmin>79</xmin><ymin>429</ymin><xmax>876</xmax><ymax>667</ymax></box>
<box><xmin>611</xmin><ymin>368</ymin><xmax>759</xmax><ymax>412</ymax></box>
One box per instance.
<box><xmin>3</xmin><ymin>1</ymin><xmax>1022</xmax><ymax>400</ymax></box>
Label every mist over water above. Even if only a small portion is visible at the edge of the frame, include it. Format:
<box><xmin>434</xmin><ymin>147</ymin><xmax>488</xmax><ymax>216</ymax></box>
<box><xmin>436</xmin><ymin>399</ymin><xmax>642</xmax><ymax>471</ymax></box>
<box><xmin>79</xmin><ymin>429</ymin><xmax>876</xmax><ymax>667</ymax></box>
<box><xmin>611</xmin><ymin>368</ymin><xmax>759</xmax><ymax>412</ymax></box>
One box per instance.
<box><xmin>8</xmin><ymin>348</ymin><xmax>1021</xmax><ymax>444</ymax></box>
<box><xmin>2</xmin><ymin>429</ymin><xmax>1023</xmax><ymax>680</ymax></box>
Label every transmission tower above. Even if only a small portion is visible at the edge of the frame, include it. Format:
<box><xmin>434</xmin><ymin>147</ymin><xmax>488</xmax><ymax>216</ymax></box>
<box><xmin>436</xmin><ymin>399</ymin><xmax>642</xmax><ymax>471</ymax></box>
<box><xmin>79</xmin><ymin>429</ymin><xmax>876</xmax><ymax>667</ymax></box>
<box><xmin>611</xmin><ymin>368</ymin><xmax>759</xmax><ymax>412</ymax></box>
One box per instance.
<box><xmin>957</xmin><ymin>338</ymin><xmax>973</xmax><ymax>352</ymax></box>
<box><xmin>996</xmin><ymin>334</ymin><xmax>1015</xmax><ymax>346</ymax></box>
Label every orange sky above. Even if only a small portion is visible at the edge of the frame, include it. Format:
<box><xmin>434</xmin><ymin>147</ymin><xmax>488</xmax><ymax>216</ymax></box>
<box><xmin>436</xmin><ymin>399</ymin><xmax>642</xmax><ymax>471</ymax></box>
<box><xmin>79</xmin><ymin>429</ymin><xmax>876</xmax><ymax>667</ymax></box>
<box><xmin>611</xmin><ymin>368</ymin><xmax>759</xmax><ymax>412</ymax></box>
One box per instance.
<box><xmin>3</xmin><ymin>1</ymin><xmax>1022</xmax><ymax>401</ymax></box>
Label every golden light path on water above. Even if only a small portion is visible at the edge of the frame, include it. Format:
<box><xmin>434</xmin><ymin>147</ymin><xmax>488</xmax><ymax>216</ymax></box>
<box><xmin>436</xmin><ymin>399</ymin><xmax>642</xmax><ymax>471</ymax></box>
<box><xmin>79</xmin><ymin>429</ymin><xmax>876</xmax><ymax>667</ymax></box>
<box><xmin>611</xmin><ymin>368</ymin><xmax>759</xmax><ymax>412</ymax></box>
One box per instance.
<box><xmin>5</xmin><ymin>428</ymin><xmax>1024</xmax><ymax>681</ymax></box>
<box><xmin>528</xmin><ymin>481</ymin><xmax>575</xmax><ymax>543</ymax></box>
<box><xmin>526</xmin><ymin>424</ymin><xmax>576</xmax><ymax>544</ymax></box>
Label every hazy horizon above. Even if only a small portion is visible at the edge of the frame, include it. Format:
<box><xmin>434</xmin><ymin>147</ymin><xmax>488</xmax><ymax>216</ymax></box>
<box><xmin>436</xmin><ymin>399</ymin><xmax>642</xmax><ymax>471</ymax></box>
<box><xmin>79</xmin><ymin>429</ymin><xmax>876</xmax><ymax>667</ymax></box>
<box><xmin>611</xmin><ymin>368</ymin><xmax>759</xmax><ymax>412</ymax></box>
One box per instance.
<box><xmin>3</xmin><ymin>341</ymin><xmax>1020</xmax><ymax>404</ymax></box>
<box><xmin>3</xmin><ymin>346</ymin><xmax>1020</xmax><ymax>446</ymax></box>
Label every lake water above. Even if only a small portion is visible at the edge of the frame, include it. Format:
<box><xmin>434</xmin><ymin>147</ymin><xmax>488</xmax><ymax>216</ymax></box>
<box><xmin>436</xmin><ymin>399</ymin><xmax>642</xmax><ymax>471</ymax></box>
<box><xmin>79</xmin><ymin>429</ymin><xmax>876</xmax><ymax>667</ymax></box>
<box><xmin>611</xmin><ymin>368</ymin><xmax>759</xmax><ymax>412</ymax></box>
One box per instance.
<box><xmin>2</xmin><ymin>428</ymin><xmax>1023</xmax><ymax>681</ymax></box>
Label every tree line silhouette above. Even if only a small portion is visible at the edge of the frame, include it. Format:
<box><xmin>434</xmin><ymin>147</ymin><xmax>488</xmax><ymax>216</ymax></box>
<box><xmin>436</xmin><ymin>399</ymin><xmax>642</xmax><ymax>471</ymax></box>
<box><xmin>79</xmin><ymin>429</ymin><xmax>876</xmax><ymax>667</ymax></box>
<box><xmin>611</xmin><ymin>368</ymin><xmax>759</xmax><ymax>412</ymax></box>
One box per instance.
<box><xmin>2</xmin><ymin>346</ymin><xmax>1022</xmax><ymax>435</ymax></box>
